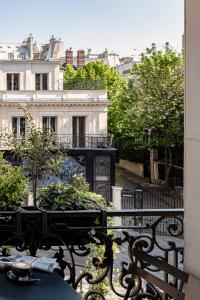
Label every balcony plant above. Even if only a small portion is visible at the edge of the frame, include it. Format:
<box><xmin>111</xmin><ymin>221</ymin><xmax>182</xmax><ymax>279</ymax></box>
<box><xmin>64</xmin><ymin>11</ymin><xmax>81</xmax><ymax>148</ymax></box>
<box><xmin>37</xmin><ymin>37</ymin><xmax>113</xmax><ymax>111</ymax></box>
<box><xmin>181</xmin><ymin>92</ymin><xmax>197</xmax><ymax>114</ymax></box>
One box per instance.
<box><xmin>0</xmin><ymin>152</ymin><xmax>28</xmax><ymax>211</ymax></box>
<box><xmin>38</xmin><ymin>175</ymin><xmax>107</xmax><ymax>211</ymax></box>
<box><xmin>38</xmin><ymin>175</ymin><xmax>108</xmax><ymax>232</ymax></box>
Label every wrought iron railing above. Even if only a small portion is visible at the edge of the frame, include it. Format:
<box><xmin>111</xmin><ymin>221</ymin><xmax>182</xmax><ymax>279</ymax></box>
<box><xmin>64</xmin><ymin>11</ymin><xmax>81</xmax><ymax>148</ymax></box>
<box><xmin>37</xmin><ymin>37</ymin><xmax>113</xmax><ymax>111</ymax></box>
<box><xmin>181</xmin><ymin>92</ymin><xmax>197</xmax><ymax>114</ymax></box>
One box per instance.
<box><xmin>64</xmin><ymin>79</ymin><xmax>105</xmax><ymax>90</ymax></box>
<box><xmin>0</xmin><ymin>208</ymin><xmax>184</xmax><ymax>299</ymax></box>
<box><xmin>121</xmin><ymin>188</ymin><xmax>183</xmax><ymax>236</ymax></box>
<box><xmin>0</xmin><ymin>134</ymin><xmax>114</xmax><ymax>150</ymax></box>
<box><xmin>55</xmin><ymin>134</ymin><xmax>113</xmax><ymax>149</ymax></box>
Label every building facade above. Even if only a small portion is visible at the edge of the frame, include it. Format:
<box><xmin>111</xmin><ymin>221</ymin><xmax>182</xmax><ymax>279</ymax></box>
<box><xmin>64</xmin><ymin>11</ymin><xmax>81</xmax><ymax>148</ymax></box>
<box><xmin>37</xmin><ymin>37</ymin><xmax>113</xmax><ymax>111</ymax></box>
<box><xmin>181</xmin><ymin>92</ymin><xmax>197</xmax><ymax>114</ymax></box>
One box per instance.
<box><xmin>0</xmin><ymin>36</ymin><xmax>115</xmax><ymax>201</ymax></box>
<box><xmin>64</xmin><ymin>48</ymin><xmax>120</xmax><ymax>68</ymax></box>
<box><xmin>64</xmin><ymin>48</ymin><xmax>139</xmax><ymax>78</ymax></box>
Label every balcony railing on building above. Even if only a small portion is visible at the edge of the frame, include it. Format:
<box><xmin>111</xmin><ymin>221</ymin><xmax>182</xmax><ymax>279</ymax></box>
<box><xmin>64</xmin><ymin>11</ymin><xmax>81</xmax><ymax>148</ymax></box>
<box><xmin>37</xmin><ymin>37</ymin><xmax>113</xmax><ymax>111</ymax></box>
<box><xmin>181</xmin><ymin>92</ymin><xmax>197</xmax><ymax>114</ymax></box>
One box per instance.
<box><xmin>0</xmin><ymin>134</ymin><xmax>113</xmax><ymax>150</ymax></box>
<box><xmin>63</xmin><ymin>79</ymin><xmax>105</xmax><ymax>90</ymax></box>
<box><xmin>56</xmin><ymin>134</ymin><xmax>113</xmax><ymax>149</ymax></box>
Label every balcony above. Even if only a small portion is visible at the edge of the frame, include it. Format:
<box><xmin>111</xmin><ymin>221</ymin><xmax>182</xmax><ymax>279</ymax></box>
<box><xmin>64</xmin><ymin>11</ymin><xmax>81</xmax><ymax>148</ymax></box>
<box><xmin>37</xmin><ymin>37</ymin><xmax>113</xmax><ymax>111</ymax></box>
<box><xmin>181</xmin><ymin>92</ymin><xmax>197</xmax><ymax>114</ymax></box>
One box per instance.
<box><xmin>56</xmin><ymin>134</ymin><xmax>113</xmax><ymax>149</ymax></box>
<box><xmin>0</xmin><ymin>134</ymin><xmax>113</xmax><ymax>151</ymax></box>
<box><xmin>0</xmin><ymin>89</ymin><xmax>108</xmax><ymax>104</ymax></box>
<box><xmin>0</xmin><ymin>208</ymin><xmax>186</xmax><ymax>299</ymax></box>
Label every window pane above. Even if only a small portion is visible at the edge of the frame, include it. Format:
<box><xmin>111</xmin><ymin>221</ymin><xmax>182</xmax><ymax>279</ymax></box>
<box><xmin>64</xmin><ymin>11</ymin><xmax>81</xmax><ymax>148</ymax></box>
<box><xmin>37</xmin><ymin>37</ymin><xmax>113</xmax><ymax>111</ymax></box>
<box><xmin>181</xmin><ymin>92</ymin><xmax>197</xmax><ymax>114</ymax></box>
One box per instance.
<box><xmin>20</xmin><ymin>117</ymin><xmax>25</xmax><ymax>136</ymax></box>
<box><xmin>50</xmin><ymin>117</ymin><xmax>56</xmax><ymax>132</ymax></box>
<box><xmin>36</xmin><ymin>74</ymin><xmax>40</xmax><ymax>90</ymax></box>
<box><xmin>72</xmin><ymin>117</ymin><xmax>78</xmax><ymax>147</ymax></box>
<box><xmin>43</xmin><ymin>117</ymin><xmax>48</xmax><ymax>129</ymax></box>
<box><xmin>79</xmin><ymin>117</ymin><xmax>85</xmax><ymax>147</ymax></box>
<box><xmin>7</xmin><ymin>74</ymin><xmax>12</xmax><ymax>90</ymax></box>
<box><xmin>13</xmin><ymin>74</ymin><xmax>19</xmax><ymax>90</ymax></box>
<box><xmin>79</xmin><ymin>117</ymin><xmax>85</xmax><ymax>136</ymax></box>
<box><xmin>42</xmin><ymin>74</ymin><xmax>48</xmax><ymax>90</ymax></box>
<box><xmin>12</xmin><ymin>118</ymin><xmax>17</xmax><ymax>134</ymax></box>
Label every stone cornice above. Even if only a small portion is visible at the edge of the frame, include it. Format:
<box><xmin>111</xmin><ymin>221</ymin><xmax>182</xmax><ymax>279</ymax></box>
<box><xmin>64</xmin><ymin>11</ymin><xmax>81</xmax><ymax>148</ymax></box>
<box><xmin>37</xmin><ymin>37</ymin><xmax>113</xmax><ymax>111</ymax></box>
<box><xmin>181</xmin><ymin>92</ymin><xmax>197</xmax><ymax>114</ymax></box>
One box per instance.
<box><xmin>0</xmin><ymin>101</ymin><xmax>109</xmax><ymax>107</ymax></box>
<box><xmin>0</xmin><ymin>60</ymin><xmax>62</xmax><ymax>64</ymax></box>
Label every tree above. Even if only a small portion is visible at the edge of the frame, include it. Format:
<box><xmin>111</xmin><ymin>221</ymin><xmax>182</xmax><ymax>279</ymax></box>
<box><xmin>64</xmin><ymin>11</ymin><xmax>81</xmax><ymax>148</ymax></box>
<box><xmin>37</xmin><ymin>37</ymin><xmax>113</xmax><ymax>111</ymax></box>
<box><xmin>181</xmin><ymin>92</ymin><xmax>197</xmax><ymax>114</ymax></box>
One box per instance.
<box><xmin>110</xmin><ymin>44</ymin><xmax>184</xmax><ymax>181</ymax></box>
<box><xmin>4</xmin><ymin>107</ymin><xmax>67</xmax><ymax>208</ymax></box>
<box><xmin>63</xmin><ymin>61</ymin><xmax>125</xmax><ymax>132</ymax></box>
<box><xmin>63</xmin><ymin>65</ymin><xmax>76</xmax><ymax>87</ymax></box>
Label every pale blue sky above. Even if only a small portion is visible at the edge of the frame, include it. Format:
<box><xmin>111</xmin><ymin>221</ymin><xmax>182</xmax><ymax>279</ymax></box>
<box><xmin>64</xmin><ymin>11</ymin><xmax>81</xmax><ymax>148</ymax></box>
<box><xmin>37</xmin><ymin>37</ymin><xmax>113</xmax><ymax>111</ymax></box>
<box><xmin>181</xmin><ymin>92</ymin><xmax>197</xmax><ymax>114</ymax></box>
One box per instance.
<box><xmin>0</xmin><ymin>0</ymin><xmax>184</xmax><ymax>56</ymax></box>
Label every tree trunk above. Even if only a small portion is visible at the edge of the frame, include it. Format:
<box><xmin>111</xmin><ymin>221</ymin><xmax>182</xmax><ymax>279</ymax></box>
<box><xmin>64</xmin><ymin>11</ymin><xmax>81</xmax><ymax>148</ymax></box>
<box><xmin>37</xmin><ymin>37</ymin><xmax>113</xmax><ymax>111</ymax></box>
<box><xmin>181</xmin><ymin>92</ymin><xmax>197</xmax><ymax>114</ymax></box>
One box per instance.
<box><xmin>32</xmin><ymin>178</ymin><xmax>37</xmax><ymax>209</ymax></box>
<box><xmin>165</xmin><ymin>145</ymin><xmax>172</xmax><ymax>184</ymax></box>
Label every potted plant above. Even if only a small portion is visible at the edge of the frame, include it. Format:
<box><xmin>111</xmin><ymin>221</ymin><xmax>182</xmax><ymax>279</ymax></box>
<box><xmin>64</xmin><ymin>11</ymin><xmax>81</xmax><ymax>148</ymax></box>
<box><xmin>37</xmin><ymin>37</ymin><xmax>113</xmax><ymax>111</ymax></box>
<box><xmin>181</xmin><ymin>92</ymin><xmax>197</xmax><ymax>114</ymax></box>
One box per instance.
<box><xmin>0</xmin><ymin>152</ymin><xmax>28</xmax><ymax>211</ymax></box>
<box><xmin>37</xmin><ymin>175</ymin><xmax>109</xmax><ymax>244</ymax></box>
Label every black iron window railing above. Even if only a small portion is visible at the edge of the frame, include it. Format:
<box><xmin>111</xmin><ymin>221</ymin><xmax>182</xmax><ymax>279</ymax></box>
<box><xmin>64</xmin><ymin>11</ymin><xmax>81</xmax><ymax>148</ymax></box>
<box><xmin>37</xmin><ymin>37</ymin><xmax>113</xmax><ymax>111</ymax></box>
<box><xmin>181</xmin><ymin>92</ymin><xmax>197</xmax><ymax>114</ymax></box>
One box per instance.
<box><xmin>0</xmin><ymin>134</ymin><xmax>113</xmax><ymax>150</ymax></box>
<box><xmin>55</xmin><ymin>134</ymin><xmax>113</xmax><ymax>149</ymax></box>
<box><xmin>0</xmin><ymin>208</ymin><xmax>185</xmax><ymax>300</ymax></box>
<box><xmin>64</xmin><ymin>79</ymin><xmax>105</xmax><ymax>90</ymax></box>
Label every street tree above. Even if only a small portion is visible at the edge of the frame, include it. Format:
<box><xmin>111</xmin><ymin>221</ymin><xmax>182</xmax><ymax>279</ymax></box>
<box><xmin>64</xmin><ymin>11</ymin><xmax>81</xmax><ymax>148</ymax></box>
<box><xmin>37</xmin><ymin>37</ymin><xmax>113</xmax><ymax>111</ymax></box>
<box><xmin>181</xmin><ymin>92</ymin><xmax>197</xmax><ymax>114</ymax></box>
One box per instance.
<box><xmin>4</xmin><ymin>107</ymin><xmax>67</xmax><ymax>208</ymax></box>
<box><xmin>110</xmin><ymin>44</ymin><xmax>184</xmax><ymax>181</ymax></box>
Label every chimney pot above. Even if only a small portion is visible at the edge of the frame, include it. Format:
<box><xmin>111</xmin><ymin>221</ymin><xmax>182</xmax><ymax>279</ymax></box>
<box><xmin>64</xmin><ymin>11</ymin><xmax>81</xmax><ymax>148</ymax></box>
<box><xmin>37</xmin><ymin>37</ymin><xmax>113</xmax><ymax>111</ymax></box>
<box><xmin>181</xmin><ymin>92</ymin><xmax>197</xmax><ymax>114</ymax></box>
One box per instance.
<box><xmin>77</xmin><ymin>49</ymin><xmax>85</xmax><ymax>68</ymax></box>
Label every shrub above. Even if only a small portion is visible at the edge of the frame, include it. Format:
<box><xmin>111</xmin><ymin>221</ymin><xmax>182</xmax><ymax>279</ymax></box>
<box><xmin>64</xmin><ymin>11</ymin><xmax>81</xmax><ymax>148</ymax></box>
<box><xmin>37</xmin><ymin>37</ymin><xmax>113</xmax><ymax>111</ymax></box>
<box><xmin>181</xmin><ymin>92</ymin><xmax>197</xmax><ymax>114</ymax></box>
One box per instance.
<box><xmin>0</xmin><ymin>153</ymin><xmax>28</xmax><ymax>210</ymax></box>
<box><xmin>38</xmin><ymin>175</ymin><xmax>108</xmax><ymax>210</ymax></box>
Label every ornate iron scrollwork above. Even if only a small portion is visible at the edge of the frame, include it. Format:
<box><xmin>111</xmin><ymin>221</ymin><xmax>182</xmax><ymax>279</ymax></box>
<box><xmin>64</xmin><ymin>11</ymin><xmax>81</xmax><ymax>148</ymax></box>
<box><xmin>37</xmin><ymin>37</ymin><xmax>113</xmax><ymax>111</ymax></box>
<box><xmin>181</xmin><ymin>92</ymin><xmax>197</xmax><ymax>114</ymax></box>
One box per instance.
<box><xmin>0</xmin><ymin>209</ymin><xmax>184</xmax><ymax>299</ymax></box>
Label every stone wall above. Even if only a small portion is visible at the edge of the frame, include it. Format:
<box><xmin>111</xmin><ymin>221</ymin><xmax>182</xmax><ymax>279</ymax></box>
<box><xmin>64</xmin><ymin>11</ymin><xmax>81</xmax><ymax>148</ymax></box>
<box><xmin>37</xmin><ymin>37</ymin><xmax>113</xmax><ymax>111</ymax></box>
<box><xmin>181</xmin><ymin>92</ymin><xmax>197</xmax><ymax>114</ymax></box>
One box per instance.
<box><xmin>119</xmin><ymin>159</ymin><xmax>144</xmax><ymax>177</ymax></box>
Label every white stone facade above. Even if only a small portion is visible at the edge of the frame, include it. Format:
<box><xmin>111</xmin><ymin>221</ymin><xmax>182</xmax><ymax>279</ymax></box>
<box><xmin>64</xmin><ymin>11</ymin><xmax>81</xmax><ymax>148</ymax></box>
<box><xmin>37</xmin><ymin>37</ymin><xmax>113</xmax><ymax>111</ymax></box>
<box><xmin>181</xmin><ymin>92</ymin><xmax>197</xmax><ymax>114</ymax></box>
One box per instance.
<box><xmin>0</xmin><ymin>37</ymin><xmax>109</xmax><ymax>149</ymax></box>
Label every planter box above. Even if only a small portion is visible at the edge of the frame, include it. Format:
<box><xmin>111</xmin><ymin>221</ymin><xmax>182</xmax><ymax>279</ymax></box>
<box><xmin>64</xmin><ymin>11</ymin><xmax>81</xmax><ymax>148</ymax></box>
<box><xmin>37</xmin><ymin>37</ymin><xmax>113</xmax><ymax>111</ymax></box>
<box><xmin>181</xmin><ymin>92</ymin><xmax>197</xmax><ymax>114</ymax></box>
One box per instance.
<box><xmin>0</xmin><ymin>209</ymin><xmax>107</xmax><ymax>255</ymax></box>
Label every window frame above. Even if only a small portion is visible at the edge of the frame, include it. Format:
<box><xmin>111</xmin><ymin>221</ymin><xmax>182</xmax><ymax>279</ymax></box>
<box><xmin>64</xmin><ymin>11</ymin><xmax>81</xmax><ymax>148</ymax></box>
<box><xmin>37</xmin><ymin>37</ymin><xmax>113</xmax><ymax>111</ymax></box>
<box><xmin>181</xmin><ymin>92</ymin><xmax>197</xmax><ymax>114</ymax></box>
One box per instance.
<box><xmin>8</xmin><ymin>53</ymin><xmax>14</xmax><ymax>60</ymax></box>
<box><xmin>35</xmin><ymin>73</ymin><xmax>48</xmax><ymax>91</ymax></box>
<box><xmin>12</xmin><ymin>116</ymin><xmax>26</xmax><ymax>136</ymax></box>
<box><xmin>42</xmin><ymin>116</ymin><xmax>57</xmax><ymax>134</ymax></box>
<box><xmin>7</xmin><ymin>73</ymin><xmax>20</xmax><ymax>91</ymax></box>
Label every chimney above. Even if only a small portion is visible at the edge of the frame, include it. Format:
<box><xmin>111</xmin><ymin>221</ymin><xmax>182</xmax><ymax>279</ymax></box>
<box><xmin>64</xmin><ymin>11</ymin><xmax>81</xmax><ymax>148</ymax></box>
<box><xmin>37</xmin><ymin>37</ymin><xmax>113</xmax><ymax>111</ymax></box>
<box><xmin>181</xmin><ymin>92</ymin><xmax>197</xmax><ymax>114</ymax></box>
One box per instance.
<box><xmin>27</xmin><ymin>34</ymin><xmax>33</xmax><ymax>60</ymax></box>
<box><xmin>65</xmin><ymin>48</ymin><xmax>73</xmax><ymax>66</ymax></box>
<box><xmin>77</xmin><ymin>49</ymin><xmax>85</xmax><ymax>68</ymax></box>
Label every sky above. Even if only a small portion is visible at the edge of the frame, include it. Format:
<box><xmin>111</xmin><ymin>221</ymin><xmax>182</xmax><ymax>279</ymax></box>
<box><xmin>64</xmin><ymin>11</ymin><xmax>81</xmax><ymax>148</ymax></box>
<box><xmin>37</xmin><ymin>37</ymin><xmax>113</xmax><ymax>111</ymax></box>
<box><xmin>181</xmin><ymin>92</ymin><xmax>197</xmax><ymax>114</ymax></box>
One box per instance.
<box><xmin>0</xmin><ymin>0</ymin><xmax>184</xmax><ymax>57</ymax></box>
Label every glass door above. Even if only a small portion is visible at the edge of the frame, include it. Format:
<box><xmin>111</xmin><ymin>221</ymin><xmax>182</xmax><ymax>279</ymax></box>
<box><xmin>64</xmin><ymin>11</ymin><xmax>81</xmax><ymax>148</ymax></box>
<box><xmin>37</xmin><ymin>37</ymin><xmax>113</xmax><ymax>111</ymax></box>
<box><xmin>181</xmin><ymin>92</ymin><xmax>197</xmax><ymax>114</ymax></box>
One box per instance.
<box><xmin>72</xmin><ymin>117</ymin><xmax>85</xmax><ymax>147</ymax></box>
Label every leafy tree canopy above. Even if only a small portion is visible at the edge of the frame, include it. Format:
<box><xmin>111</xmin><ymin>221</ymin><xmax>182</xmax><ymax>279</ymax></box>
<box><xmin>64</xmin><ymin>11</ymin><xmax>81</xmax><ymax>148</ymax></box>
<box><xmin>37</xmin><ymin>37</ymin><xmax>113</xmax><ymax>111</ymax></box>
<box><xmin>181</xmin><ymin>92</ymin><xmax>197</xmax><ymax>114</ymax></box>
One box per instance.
<box><xmin>109</xmin><ymin>43</ymin><xmax>184</xmax><ymax>147</ymax></box>
<box><xmin>64</xmin><ymin>61</ymin><xmax>125</xmax><ymax>103</ymax></box>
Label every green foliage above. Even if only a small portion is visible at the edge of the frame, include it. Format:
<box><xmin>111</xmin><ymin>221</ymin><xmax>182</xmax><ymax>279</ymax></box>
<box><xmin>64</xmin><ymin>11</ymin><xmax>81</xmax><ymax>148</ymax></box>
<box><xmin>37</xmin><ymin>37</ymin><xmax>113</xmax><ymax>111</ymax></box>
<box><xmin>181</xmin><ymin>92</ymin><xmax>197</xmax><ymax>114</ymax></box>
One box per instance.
<box><xmin>0</xmin><ymin>152</ymin><xmax>28</xmax><ymax>210</ymax></box>
<box><xmin>109</xmin><ymin>44</ymin><xmax>184</xmax><ymax>181</ymax></box>
<box><xmin>63</xmin><ymin>62</ymin><xmax>125</xmax><ymax>130</ymax></box>
<box><xmin>3</xmin><ymin>106</ymin><xmax>67</xmax><ymax>208</ymax></box>
<box><xmin>38</xmin><ymin>175</ymin><xmax>108</xmax><ymax>210</ymax></box>
<box><xmin>63</xmin><ymin>65</ymin><xmax>76</xmax><ymax>86</ymax></box>
<box><xmin>110</xmin><ymin>43</ymin><xmax>184</xmax><ymax>146</ymax></box>
<box><xmin>84</xmin><ymin>243</ymin><xmax>110</xmax><ymax>298</ymax></box>
<box><xmin>83</xmin><ymin>223</ymin><xmax>120</xmax><ymax>299</ymax></box>
<box><xmin>114</xmin><ymin>136</ymin><xmax>150</xmax><ymax>163</ymax></box>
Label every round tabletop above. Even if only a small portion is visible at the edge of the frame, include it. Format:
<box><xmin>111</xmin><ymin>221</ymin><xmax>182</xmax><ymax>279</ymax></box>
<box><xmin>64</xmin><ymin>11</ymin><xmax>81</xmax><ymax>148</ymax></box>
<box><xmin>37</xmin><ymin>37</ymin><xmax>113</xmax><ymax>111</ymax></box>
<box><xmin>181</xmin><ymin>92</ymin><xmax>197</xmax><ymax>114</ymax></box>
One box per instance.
<box><xmin>0</xmin><ymin>270</ymin><xmax>81</xmax><ymax>300</ymax></box>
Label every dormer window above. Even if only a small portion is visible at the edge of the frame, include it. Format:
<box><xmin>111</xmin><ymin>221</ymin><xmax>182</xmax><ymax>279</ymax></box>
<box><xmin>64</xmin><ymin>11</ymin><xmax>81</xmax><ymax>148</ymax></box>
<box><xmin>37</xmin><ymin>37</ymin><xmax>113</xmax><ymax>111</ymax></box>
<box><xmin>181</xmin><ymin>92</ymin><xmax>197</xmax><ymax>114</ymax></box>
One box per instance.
<box><xmin>8</xmin><ymin>53</ymin><xmax>14</xmax><ymax>60</ymax></box>
<box><xmin>7</xmin><ymin>74</ymin><xmax>19</xmax><ymax>90</ymax></box>
<box><xmin>21</xmin><ymin>53</ymin><xmax>26</xmax><ymax>60</ymax></box>
<box><xmin>35</xmin><ymin>74</ymin><xmax>48</xmax><ymax>90</ymax></box>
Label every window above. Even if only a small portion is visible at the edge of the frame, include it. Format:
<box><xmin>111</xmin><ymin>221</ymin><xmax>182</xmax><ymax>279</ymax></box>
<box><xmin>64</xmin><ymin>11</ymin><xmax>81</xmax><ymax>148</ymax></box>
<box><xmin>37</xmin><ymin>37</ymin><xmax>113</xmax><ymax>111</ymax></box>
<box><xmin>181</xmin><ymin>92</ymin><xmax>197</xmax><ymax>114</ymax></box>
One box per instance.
<box><xmin>12</xmin><ymin>117</ymin><xmax>26</xmax><ymax>136</ymax></box>
<box><xmin>72</xmin><ymin>116</ymin><xmax>86</xmax><ymax>147</ymax></box>
<box><xmin>8</xmin><ymin>53</ymin><xmax>14</xmax><ymax>60</ymax></box>
<box><xmin>42</xmin><ymin>117</ymin><xmax>56</xmax><ymax>133</ymax></box>
<box><xmin>21</xmin><ymin>53</ymin><xmax>26</xmax><ymax>60</ymax></box>
<box><xmin>35</xmin><ymin>74</ymin><xmax>48</xmax><ymax>90</ymax></box>
<box><xmin>7</xmin><ymin>74</ymin><xmax>19</xmax><ymax>90</ymax></box>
